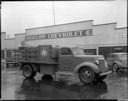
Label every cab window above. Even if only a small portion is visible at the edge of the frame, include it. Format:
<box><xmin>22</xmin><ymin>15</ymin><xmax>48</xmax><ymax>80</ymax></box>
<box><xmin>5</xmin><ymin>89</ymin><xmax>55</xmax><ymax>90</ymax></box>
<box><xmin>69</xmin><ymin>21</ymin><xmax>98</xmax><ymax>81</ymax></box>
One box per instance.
<box><xmin>60</xmin><ymin>48</ymin><xmax>72</xmax><ymax>55</ymax></box>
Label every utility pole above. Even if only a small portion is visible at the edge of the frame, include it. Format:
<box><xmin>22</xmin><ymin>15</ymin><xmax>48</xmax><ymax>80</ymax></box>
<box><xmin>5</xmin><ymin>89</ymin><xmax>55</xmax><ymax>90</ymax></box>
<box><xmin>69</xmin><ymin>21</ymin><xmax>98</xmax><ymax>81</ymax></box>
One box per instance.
<box><xmin>53</xmin><ymin>0</ymin><xmax>55</xmax><ymax>26</ymax></box>
<box><xmin>52</xmin><ymin>0</ymin><xmax>56</xmax><ymax>37</ymax></box>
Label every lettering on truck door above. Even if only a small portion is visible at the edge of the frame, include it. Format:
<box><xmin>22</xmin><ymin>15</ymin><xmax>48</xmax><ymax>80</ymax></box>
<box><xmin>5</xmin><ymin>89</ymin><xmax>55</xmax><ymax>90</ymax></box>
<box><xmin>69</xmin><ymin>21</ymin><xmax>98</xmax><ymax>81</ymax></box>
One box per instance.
<box><xmin>59</xmin><ymin>48</ymin><xmax>73</xmax><ymax>71</ymax></box>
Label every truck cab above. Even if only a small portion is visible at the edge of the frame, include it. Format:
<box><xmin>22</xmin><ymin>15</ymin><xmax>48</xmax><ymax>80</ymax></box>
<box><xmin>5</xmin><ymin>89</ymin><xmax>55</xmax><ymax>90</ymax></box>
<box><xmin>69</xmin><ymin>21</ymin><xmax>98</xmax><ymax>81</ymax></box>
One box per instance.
<box><xmin>57</xmin><ymin>47</ymin><xmax>111</xmax><ymax>84</ymax></box>
<box><xmin>58</xmin><ymin>47</ymin><xmax>106</xmax><ymax>72</ymax></box>
<box><xmin>19</xmin><ymin>45</ymin><xmax>111</xmax><ymax>84</ymax></box>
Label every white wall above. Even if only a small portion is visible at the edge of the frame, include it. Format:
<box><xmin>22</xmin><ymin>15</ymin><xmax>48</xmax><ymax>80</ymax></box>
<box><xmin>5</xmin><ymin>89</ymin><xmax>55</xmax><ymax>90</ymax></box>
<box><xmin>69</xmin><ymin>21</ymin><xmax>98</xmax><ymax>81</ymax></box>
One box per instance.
<box><xmin>115</xmin><ymin>28</ymin><xmax>127</xmax><ymax>45</ymax></box>
<box><xmin>25</xmin><ymin>20</ymin><xmax>93</xmax><ymax>47</ymax></box>
<box><xmin>92</xmin><ymin>23</ymin><xmax>117</xmax><ymax>46</ymax></box>
<box><xmin>4</xmin><ymin>38</ymin><xmax>16</xmax><ymax>49</ymax></box>
<box><xmin>1</xmin><ymin>32</ymin><xmax>25</xmax><ymax>50</ymax></box>
<box><xmin>15</xmin><ymin>33</ymin><xmax>26</xmax><ymax>48</ymax></box>
<box><xmin>1</xmin><ymin>21</ymin><xmax>127</xmax><ymax>50</ymax></box>
<box><xmin>25</xmin><ymin>21</ymin><xmax>123</xmax><ymax>48</ymax></box>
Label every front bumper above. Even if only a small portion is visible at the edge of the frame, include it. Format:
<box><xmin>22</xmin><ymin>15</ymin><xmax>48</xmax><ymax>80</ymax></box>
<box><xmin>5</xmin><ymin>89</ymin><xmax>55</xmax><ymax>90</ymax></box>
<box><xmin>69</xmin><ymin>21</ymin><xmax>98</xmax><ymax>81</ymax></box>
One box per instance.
<box><xmin>100</xmin><ymin>70</ymin><xmax>112</xmax><ymax>76</ymax></box>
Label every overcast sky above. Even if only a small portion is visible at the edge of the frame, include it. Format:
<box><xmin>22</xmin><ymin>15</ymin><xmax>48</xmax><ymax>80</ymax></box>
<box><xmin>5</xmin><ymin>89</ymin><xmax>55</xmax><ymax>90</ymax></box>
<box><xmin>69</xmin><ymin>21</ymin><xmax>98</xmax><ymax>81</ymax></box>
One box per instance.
<box><xmin>1</xmin><ymin>0</ymin><xmax>127</xmax><ymax>38</ymax></box>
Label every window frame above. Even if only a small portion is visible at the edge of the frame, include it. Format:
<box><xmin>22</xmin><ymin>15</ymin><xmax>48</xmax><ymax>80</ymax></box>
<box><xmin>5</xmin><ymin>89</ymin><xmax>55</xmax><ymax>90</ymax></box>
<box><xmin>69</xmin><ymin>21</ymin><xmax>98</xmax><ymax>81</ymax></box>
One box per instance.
<box><xmin>60</xmin><ymin>47</ymin><xmax>72</xmax><ymax>56</ymax></box>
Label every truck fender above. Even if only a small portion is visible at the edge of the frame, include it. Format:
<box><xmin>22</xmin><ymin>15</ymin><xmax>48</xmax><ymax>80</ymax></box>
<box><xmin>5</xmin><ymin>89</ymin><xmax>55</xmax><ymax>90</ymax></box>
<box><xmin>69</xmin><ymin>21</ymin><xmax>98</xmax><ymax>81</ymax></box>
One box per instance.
<box><xmin>74</xmin><ymin>62</ymin><xmax>100</xmax><ymax>74</ymax></box>
<box><xmin>113</xmin><ymin>61</ymin><xmax>121</xmax><ymax>67</ymax></box>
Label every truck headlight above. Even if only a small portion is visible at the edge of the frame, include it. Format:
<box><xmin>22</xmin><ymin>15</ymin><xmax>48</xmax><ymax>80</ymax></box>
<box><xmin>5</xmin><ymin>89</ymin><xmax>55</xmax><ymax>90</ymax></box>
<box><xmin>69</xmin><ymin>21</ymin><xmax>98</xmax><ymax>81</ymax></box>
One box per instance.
<box><xmin>105</xmin><ymin>61</ymin><xmax>108</xmax><ymax>68</ymax></box>
<box><xmin>95</xmin><ymin>60</ymin><xmax>99</xmax><ymax>65</ymax></box>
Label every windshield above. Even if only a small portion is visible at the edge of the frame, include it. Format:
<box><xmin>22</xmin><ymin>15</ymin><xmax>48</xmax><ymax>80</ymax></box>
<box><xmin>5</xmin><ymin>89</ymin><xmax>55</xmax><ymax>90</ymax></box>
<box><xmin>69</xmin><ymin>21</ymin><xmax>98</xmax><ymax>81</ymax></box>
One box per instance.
<box><xmin>72</xmin><ymin>47</ymin><xmax>85</xmax><ymax>55</ymax></box>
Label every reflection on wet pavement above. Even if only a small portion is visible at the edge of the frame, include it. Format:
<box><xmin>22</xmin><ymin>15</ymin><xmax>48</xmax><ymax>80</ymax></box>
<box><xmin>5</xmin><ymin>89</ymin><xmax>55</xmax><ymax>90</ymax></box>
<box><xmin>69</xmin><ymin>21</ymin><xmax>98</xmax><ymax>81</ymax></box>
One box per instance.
<box><xmin>1</xmin><ymin>70</ymin><xmax>128</xmax><ymax>100</ymax></box>
<box><xmin>16</xmin><ymin>77</ymin><xmax>107</xmax><ymax>100</ymax></box>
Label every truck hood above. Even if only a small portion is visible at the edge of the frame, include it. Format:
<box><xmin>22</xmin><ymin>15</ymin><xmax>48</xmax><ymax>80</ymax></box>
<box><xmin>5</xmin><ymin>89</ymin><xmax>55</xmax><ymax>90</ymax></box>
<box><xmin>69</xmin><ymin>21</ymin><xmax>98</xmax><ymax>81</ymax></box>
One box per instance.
<box><xmin>74</xmin><ymin>55</ymin><xmax>104</xmax><ymax>59</ymax></box>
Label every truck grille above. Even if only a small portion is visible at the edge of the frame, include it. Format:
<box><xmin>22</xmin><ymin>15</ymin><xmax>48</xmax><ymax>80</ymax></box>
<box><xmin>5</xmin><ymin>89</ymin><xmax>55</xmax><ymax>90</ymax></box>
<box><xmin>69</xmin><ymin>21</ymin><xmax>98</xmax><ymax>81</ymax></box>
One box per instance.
<box><xmin>99</xmin><ymin>60</ymin><xmax>106</xmax><ymax>72</ymax></box>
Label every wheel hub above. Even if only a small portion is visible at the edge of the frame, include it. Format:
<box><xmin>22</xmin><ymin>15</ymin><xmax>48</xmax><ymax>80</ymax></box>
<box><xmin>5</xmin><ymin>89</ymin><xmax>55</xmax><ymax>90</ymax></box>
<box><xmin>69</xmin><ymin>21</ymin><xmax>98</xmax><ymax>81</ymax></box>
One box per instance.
<box><xmin>24</xmin><ymin>68</ymin><xmax>31</xmax><ymax>77</ymax></box>
<box><xmin>113</xmin><ymin>64</ymin><xmax>118</xmax><ymax>72</ymax></box>
<box><xmin>82</xmin><ymin>70</ymin><xmax>91</xmax><ymax>80</ymax></box>
<box><xmin>79</xmin><ymin>67</ymin><xmax>95</xmax><ymax>84</ymax></box>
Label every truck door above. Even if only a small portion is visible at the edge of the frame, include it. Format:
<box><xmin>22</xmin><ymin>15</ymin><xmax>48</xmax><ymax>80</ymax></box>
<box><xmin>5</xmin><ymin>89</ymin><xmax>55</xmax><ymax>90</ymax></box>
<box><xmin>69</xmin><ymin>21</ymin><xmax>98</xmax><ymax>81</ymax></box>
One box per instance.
<box><xmin>58</xmin><ymin>48</ymin><xmax>74</xmax><ymax>71</ymax></box>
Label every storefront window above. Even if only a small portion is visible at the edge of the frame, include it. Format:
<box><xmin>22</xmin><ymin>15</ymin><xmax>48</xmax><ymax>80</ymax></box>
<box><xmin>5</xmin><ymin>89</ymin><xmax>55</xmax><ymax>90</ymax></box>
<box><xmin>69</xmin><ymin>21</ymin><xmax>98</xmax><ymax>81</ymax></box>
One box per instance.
<box><xmin>1</xmin><ymin>50</ymin><xmax>5</xmax><ymax>59</ymax></box>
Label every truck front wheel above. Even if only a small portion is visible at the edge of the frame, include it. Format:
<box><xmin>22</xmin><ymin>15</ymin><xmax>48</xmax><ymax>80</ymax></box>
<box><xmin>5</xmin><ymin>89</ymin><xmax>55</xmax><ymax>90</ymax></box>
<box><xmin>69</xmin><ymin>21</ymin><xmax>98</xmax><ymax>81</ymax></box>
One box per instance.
<box><xmin>23</xmin><ymin>64</ymin><xmax>36</xmax><ymax>79</ymax></box>
<box><xmin>78</xmin><ymin>67</ymin><xmax>96</xmax><ymax>84</ymax></box>
<box><xmin>113</xmin><ymin>63</ymin><xmax>119</xmax><ymax>72</ymax></box>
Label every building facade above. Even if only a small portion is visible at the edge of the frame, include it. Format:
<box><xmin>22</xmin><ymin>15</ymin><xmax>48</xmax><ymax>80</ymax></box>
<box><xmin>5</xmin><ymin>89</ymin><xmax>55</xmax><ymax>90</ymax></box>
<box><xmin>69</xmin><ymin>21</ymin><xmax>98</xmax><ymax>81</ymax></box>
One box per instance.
<box><xmin>1</xmin><ymin>20</ymin><xmax>127</xmax><ymax>60</ymax></box>
<box><xmin>24</xmin><ymin>20</ymin><xmax>127</xmax><ymax>58</ymax></box>
<box><xmin>1</xmin><ymin>32</ymin><xmax>25</xmax><ymax>59</ymax></box>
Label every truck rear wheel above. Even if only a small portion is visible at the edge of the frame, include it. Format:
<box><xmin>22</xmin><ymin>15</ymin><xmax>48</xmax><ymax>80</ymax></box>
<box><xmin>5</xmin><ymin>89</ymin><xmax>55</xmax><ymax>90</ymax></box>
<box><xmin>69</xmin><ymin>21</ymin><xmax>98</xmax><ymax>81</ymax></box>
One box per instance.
<box><xmin>23</xmin><ymin>64</ymin><xmax>37</xmax><ymax>79</ymax></box>
<box><xmin>78</xmin><ymin>67</ymin><xmax>96</xmax><ymax>84</ymax></box>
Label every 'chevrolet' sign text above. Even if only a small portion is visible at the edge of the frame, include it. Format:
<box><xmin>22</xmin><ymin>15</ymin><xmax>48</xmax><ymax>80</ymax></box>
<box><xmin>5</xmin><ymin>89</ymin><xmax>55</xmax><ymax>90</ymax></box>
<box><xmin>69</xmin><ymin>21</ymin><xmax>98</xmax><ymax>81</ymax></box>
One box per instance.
<box><xmin>25</xmin><ymin>29</ymin><xmax>92</xmax><ymax>41</ymax></box>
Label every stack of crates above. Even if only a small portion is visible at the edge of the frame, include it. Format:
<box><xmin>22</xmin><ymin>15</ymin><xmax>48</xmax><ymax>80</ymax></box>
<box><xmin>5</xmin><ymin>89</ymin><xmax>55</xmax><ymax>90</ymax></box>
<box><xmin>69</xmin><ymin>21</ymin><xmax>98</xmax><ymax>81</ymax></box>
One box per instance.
<box><xmin>17</xmin><ymin>47</ymin><xmax>26</xmax><ymax>62</ymax></box>
<box><xmin>13</xmin><ymin>49</ymin><xmax>19</xmax><ymax>63</ymax></box>
<box><xmin>35</xmin><ymin>47</ymin><xmax>39</xmax><ymax>62</ymax></box>
<box><xmin>17</xmin><ymin>45</ymin><xmax>58</xmax><ymax>64</ymax></box>
<box><xmin>38</xmin><ymin>45</ymin><xmax>52</xmax><ymax>64</ymax></box>
<box><xmin>5</xmin><ymin>50</ymin><xmax>15</xmax><ymax>62</ymax></box>
<box><xmin>23</xmin><ymin>47</ymin><xmax>36</xmax><ymax>62</ymax></box>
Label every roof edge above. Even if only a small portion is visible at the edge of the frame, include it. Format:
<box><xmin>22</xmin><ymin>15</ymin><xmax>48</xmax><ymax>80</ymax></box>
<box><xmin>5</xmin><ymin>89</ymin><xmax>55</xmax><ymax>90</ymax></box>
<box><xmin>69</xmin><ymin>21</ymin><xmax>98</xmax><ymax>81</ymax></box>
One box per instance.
<box><xmin>115</xmin><ymin>27</ymin><xmax>128</xmax><ymax>30</ymax></box>
<box><xmin>26</xmin><ymin>20</ymin><xmax>93</xmax><ymax>30</ymax></box>
<box><xmin>15</xmin><ymin>33</ymin><xmax>26</xmax><ymax>36</ymax></box>
<box><xmin>1</xmin><ymin>32</ymin><xmax>6</xmax><ymax>34</ymax></box>
<box><xmin>5</xmin><ymin>38</ymin><xmax>15</xmax><ymax>40</ymax></box>
<box><xmin>92</xmin><ymin>22</ymin><xmax>117</xmax><ymax>26</ymax></box>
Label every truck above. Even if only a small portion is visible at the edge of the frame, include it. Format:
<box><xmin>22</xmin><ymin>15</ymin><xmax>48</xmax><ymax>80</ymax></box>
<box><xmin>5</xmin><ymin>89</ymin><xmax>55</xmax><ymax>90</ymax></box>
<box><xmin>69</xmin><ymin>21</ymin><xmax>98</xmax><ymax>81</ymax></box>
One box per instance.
<box><xmin>17</xmin><ymin>45</ymin><xmax>112</xmax><ymax>84</ymax></box>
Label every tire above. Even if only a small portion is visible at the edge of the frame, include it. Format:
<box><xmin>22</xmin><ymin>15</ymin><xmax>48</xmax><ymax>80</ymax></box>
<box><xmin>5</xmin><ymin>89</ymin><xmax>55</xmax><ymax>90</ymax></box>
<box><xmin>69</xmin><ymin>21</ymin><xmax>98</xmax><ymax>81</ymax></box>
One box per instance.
<box><xmin>96</xmin><ymin>75</ymin><xmax>107</xmax><ymax>81</ymax></box>
<box><xmin>113</xmin><ymin>63</ymin><xmax>119</xmax><ymax>72</ymax></box>
<box><xmin>23</xmin><ymin>64</ymin><xmax>37</xmax><ymax>79</ymax></box>
<box><xmin>78</xmin><ymin>67</ymin><xmax>96</xmax><ymax>84</ymax></box>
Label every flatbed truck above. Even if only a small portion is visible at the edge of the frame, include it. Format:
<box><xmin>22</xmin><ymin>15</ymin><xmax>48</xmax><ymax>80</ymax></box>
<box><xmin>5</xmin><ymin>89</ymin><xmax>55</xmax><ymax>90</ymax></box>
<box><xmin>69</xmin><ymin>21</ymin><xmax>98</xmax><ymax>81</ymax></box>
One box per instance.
<box><xmin>18</xmin><ymin>45</ymin><xmax>111</xmax><ymax>84</ymax></box>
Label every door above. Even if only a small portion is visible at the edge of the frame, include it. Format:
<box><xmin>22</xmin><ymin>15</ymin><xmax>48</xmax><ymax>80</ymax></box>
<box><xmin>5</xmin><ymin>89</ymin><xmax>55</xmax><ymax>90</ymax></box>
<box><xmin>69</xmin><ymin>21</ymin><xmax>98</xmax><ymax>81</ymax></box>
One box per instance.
<box><xmin>58</xmin><ymin>48</ymin><xmax>74</xmax><ymax>71</ymax></box>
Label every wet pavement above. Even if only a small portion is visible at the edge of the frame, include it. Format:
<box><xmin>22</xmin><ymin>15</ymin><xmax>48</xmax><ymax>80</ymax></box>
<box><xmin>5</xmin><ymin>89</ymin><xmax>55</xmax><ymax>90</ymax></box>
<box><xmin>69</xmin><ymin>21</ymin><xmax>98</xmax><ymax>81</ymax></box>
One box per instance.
<box><xmin>1</xmin><ymin>69</ymin><xmax>128</xmax><ymax>100</ymax></box>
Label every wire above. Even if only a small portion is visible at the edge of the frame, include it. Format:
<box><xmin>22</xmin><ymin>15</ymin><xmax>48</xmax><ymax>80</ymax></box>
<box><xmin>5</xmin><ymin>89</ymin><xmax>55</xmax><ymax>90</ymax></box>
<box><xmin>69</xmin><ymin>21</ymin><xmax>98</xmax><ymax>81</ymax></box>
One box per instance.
<box><xmin>53</xmin><ymin>0</ymin><xmax>55</xmax><ymax>26</ymax></box>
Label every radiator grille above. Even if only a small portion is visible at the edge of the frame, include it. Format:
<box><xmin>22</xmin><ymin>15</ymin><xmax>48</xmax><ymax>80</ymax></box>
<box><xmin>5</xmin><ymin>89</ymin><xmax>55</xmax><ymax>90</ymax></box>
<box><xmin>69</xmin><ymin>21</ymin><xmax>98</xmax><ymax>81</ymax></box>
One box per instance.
<box><xmin>99</xmin><ymin>60</ymin><xmax>106</xmax><ymax>72</ymax></box>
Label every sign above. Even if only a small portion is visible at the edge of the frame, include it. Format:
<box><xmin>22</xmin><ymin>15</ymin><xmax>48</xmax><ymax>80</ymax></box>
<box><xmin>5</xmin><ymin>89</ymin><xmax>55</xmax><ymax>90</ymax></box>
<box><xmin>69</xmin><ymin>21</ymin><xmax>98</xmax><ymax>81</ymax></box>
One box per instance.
<box><xmin>25</xmin><ymin>29</ymin><xmax>92</xmax><ymax>41</ymax></box>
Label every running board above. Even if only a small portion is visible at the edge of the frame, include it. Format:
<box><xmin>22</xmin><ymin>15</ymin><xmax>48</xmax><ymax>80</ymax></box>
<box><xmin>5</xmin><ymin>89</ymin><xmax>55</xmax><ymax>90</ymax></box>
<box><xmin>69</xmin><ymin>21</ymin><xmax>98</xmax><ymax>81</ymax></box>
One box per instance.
<box><xmin>55</xmin><ymin>71</ymin><xmax>74</xmax><ymax>76</ymax></box>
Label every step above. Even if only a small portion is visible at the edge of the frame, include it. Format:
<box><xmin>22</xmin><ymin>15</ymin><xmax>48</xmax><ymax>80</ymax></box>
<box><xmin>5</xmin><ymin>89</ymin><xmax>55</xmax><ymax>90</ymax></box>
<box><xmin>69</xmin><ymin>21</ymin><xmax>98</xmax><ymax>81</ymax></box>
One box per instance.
<box><xmin>55</xmin><ymin>71</ymin><xmax>74</xmax><ymax>76</ymax></box>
